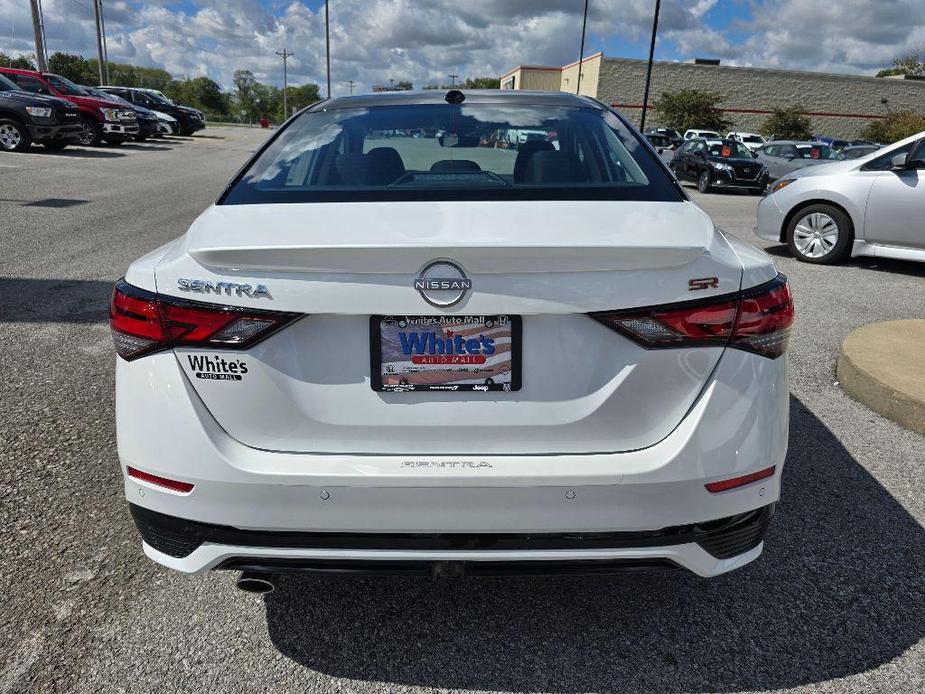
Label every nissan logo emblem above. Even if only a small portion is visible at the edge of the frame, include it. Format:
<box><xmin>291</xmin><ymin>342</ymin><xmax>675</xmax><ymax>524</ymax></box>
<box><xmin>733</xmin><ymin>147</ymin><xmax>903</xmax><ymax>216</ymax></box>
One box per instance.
<box><xmin>413</xmin><ymin>260</ymin><xmax>472</xmax><ymax>308</ymax></box>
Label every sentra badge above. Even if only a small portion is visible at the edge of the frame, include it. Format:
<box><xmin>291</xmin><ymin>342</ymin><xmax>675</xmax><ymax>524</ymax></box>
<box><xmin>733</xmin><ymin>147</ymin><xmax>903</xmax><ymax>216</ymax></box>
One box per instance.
<box><xmin>413</xmin><ymin>261</ymin><xmax>472</xmax><ymax>308</ymax></box>
<box><xmin>178</xmin><ymin>278</ymin><xmax>271</xmax><ymax>298</ymax></box>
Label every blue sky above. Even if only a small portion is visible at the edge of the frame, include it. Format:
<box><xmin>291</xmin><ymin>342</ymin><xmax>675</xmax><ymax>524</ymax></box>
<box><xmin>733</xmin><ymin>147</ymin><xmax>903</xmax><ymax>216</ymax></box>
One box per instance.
<box><xmin>2</xmin><ymin>1</ymin><xmax>921</xmax><ymax>94</ymax></box>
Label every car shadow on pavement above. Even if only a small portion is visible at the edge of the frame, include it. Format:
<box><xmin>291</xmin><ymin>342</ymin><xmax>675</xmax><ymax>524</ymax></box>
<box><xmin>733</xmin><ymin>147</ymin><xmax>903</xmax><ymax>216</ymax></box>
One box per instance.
<box><xmin>111</xmin><ymin>143</ymin><xmax>175</xmax><ymax>151</ymax></box>
<box><xmin>0</xmin><ymin>277</ymin><xmax>111</xmax><ymax>324</ymax></box>
<box><xmin>264</xmin><ymin>395</ymin><xmax>924</xmax><ymax>693</ymax></box>
<box><xmin>31</xmin><ymin>148</ymin><xmax>127</xmax><ymax>159</ymax></box>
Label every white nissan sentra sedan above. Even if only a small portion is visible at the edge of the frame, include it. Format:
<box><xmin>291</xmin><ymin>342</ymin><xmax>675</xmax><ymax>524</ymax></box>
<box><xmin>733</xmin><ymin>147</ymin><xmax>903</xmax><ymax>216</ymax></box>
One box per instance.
<box><xmin>111</xmin><ymin>90</ymin><xmax>793</xmax><ymax>587</ymax></box>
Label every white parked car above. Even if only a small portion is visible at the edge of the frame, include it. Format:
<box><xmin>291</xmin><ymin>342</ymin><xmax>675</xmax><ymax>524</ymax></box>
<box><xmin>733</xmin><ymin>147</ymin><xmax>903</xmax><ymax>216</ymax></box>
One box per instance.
<box><xmin>111</xmin><ymin>90</ymin><xmax>793</xmax><ymax>587</ymax></box>
<box><xmin>755</xmin><ymin>131</ymin><xmax>925</xmax><ymax>263</ymax></box>
<box><xmin>683</xmin><ymin>128</ymin><xmax>720</xmax><ymax>140</ymax></box>
<box><xmin>726</xmin><ymin>132</ymin><xmax>767</xmax><ymax>151</ymax></box>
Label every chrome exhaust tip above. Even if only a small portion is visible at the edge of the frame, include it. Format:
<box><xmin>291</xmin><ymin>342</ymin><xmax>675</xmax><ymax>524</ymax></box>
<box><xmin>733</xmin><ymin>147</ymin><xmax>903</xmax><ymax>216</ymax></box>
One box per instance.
<box><xmin>236</xmin><ymin>571</ymin><xmax>275</xmax><ymax>594</ymax></box>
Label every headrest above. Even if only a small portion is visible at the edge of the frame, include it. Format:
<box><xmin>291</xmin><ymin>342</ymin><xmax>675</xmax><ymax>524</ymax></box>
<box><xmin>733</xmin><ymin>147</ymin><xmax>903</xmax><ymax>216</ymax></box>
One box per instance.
<box><xmin>521</xmin><ymin>151</ymin><xmax>584</xmax><ymax>184</ymax></box>
<box><xmin>430</xmin><ymin>159</ymin><xmax>482</xmax><ymax>172</ymax></box>
<box><xmin>513</xmin><ymin>140</ymin><xmax>555</xmax><ymax>182</ymax></box>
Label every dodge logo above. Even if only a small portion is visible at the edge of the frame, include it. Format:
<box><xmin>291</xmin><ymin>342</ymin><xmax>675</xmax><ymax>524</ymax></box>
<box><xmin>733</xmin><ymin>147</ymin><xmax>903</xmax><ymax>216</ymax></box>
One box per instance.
<box><xmin>414</xmin><ymin>260</ymin><xmax>472</xmax><ymax>308</ymax></box>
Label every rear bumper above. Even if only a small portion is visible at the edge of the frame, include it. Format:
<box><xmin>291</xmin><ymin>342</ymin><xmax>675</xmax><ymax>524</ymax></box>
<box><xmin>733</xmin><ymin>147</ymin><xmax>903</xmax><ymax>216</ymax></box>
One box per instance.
<box><xmin>118</xmin><ymin>346</ymin><xmax>789</xmax><ymax>577</ymax></box>
<box><xmin>132</xmin><ymin>502</ymin><xmax>775</xmax><ymax>577</ymax></box>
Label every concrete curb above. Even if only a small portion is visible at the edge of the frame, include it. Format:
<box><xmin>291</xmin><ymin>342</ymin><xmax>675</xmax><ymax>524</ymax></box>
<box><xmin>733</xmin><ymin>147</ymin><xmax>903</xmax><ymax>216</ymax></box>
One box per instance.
<box><xmin>836</xmin><ymin>320</ymin><xmax>925</xmax><ymax>434</ymax></box>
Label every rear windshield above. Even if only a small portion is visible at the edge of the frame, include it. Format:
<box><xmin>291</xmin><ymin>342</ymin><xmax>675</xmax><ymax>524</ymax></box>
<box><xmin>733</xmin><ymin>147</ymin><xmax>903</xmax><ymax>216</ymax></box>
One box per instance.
<box><xmin>221</xmin><ymin>103</ymin><xmax>682</xmax><ymax>204</ymax></box>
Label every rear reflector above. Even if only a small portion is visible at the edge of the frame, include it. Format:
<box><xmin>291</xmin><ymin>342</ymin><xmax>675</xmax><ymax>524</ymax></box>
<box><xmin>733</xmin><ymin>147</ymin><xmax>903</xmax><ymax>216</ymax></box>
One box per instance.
<box><xmin>126</xmin><ymin>466</ymin><xmax>195</xmax><ymax>493</ymax></box>
<box><xmin>705</xmin><ymin>466</ymin><xmax>775</xmax><ymax>493</ymax></box>
<box><xmin>110</xmin><ymin>279</ymin><xmax>302</xmax><ymax>361</ymax></box>
<box><xmin>590</xmin><ymin>274</ymin><xmax>794</xmax><ymax>358</ymax></box>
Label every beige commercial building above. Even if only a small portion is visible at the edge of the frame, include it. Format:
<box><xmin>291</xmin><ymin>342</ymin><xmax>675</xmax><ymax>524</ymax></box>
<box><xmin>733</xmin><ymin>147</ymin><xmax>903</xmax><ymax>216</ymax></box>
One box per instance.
<box><xmin>500</xmin><ymin>52</ymin><xmax>925</xmax><ymax>138</ymax></box>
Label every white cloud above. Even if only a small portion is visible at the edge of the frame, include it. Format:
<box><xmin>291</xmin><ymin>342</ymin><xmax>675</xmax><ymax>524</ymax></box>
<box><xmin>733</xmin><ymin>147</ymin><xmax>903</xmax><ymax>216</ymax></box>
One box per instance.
<box><xmin>2</xmin><ymin>0</ymin><xmax>924</xmax><ymax>93</ymax></box>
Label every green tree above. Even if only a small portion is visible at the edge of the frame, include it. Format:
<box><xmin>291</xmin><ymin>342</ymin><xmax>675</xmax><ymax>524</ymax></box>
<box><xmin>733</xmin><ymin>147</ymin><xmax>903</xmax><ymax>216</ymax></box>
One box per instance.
<box><xmin>760</xmin><ymin>106</ymin><xmax>813</xmax><ymax>140</ymax></box>
<box><xmin>652</xmin><ymin>89</ymin><xmax>732</xmax><ymax>132</ymax></box>
<box><xmin>889</xmin><ymin>45</ymin><xmax>925</xmax><ymax>77</ymax></box>
<box><xmin>102</xmin><ymin>61</ymin><xmax>172</xmax><ymax>89</ymax></box>
<box><xmin>462</xmin><ymin>76</ymin><xmax>500</xmax><ymax>89</ymax></box>
<box><xmin>47</xmin><ymin>52</ymin><xmax>96</xmax><ymax>84</ymax></box>
<box><xmin>164</xmin><ymin>77</ymin><xmax>228</xmax><ymax>116</ymax></box>
<box><xmin>0</xmin><ymin>51</ymin><xmax>35</xmax><ymax>69</ymax></box>
<box><xmin>233</xmin><ymin>69</ymin><xmax>257</xmax><ymax>119</ymax></box>
<box><xmin>862</xmin><ymin>111</ymin><xmax>925</xmax><ymax>143</ymax></box>
<box><xmin>284</xmin><ymin>83</ymin><xmax>321</xmax><ymax>113</ymax></box>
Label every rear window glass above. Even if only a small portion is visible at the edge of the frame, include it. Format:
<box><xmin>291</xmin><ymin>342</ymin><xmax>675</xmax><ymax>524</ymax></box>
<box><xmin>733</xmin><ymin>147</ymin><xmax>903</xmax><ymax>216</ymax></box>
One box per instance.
<box><xmin>221</xmin><ymin>103</ymin><xmax>682</xmax><ymax>204</ymax></box>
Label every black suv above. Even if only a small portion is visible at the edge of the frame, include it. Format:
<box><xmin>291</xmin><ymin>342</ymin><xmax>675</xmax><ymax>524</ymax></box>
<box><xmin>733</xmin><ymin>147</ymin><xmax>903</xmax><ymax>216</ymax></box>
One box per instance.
<box><xmin>0</xmin><ymin>73</ymin><xmax>81</xmax><ymax>151</ymax></box>
<box><xmin>670</xmin><ymin>138</ymin><xmax>768</xmax><ymax>194</ymax></box>
<box><xmin>98</xmin><ymin>87</ymin><xmax>204</xmax><ymax>136</ymax></box>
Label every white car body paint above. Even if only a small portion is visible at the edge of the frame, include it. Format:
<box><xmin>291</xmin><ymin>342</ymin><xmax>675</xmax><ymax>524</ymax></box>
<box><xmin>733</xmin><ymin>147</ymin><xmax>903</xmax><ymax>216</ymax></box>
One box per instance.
<box><xmin>115</xmin><ymin>93</ymin><xmax>790</xmax><ymax>578</ymax></box>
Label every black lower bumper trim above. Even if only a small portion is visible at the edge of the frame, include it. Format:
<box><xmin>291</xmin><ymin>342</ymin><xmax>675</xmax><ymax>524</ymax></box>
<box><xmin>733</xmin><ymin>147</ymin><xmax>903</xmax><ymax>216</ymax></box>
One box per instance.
<box><xmin>129</xmin><ymin>503</ymin><xmax>775</xmax><ymax>562</ymax></box>
<box><xmin>217</xmin><ymin>557</ymin><xmax>679</xmax><ymax>577</ymax></box>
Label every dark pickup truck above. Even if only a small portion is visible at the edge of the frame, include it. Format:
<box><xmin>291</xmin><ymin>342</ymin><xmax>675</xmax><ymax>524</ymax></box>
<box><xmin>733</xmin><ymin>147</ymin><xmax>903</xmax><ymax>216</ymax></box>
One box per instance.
<box><xmin>0</xmin><ymin>72</ymin><xmax>81</xmax><ymax>151</ymax></box>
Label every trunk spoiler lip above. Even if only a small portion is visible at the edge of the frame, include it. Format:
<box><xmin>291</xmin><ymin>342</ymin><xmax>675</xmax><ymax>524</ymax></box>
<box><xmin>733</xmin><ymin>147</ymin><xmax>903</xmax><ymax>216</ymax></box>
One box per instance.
<box><xmin>187</xmin><ymin>244</ymin><xmax>711</xmax><ymax>274</ymax></box>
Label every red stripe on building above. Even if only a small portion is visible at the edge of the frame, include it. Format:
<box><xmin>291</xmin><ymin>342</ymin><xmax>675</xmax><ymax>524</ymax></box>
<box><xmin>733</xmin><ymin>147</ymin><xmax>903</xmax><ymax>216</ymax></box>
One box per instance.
<box><xmin>611</xmin><ymin>103</ymin><xmax>886</xmax><ymax>120</ymax></box>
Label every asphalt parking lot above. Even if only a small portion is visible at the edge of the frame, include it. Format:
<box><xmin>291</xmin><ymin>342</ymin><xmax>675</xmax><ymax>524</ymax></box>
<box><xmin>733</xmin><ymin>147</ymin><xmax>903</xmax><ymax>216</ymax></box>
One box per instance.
<box><xmin>0</xmin><ymin>127</ymin><xmax>922</xmax><ymax>694</ymax></box>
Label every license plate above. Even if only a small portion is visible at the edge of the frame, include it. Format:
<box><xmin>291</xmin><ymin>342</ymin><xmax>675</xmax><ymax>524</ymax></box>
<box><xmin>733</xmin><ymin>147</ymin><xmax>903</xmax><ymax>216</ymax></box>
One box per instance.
<box><xmin>370</xmin><ymin>315</ymin><xmax>521</xmax><ymax>392</ymax></box>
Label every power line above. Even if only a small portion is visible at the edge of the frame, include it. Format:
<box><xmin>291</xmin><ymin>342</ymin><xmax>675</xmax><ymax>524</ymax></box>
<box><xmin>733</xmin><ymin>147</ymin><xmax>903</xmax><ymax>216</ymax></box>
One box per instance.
<box><xmin>346</xmin><ymin>79</ymin><xmax>356</xmax><ymax>95</ymax></box>
<box><xmin>448</xmin><ymin>73</ymin><xmax>458</xmax><ymax>87</ymax></box>
<box><xmin>276</xmin><ymin>48</ymin><xmax>294</xmax><ymax>118</ymax></box>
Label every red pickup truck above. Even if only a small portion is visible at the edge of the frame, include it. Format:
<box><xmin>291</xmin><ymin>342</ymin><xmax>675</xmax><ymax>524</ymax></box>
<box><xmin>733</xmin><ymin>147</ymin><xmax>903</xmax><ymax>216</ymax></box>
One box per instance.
<box><xmin>0</xmin><ymin>68</ymin><xmax>138</xmax><ymax>146</ymax></box>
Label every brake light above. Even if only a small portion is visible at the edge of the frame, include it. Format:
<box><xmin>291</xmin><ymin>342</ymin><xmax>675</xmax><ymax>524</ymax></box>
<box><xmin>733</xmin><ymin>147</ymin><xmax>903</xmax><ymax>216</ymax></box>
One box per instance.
<box><xmin>110</xmin><ymin>279</ymin><xmax>302</xmax><ymax>361</ymax></box>
<box><xmin>590</xmin><ymin>274</ymin><xmax>793</xmax><ymax>358</ymax></box>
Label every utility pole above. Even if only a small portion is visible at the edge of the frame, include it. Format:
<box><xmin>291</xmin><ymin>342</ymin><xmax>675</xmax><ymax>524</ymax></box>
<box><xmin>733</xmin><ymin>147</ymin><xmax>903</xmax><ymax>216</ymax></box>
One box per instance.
<box><xmin>324</xmin><ymin>0</ymin><xmax>331</xmax><ymax>98</ymax></box>
<box><xmin>276</xmin><ymin>48</ymin><xmax>294</xmax><ymax>119</ymax></box>
<box><xmin>98</xmin><ymin>0</ymin><xmax>110</xmax><ymax>83</ymax></box>
<box><xmin>576</xmin><ymin>0</ymin><xmax>589</xmax><ymax>94</ymax></box>
<box><xmin>448</xmin><ymin>74</ymin><xmax>458</xmax><ymax>87</ymax></box>
<box><xmin>347</xmin><ymin>80</ymin><xmax>356</xmax><ymax>95</ymax></box>
<box><xmin>29</xmin><ymin>0</ymin><xmax>47</xmax><ymax>72</ymax></box>
<box><xmin>639</xmin><ymin>0</ymin><xmax>661</xmax><ymax>131</ymax></box>
<box><xmin>92</xmin><ymin>0</ymin><xmax>106</xmax><ymax>85</ymax></box>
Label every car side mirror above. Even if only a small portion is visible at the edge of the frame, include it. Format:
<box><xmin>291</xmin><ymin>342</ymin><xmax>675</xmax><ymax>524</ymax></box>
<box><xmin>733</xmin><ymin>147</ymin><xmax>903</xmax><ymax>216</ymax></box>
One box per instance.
<box><xmin>656</xmin><ymin>147</ymin><xmax>664</xmax><ymax>154</ymax></box>
<box><xmin>784</xmin><ymin>153</ymin><xmax>796</xmax><ymax>160</ymax></box>
<box><xmin>891</xmin><ymin>153</ymin><xmax>908</xmax><ymax>169</ymax></box>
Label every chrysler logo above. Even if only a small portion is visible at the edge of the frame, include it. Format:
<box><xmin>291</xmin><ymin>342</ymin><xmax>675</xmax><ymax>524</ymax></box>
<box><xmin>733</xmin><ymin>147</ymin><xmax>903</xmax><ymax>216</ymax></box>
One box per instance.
<box><xmin>414</xmin><ymin>260</ymin><xmax>472</xmax><ymax>307</ymax></box>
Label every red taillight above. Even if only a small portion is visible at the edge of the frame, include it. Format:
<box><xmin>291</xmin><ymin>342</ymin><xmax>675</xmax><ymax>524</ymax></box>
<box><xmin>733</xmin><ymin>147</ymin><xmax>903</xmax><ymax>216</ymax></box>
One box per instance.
<box><xmin>731</xmin><ymin>280</ymin><xmax>794</xmax><ymax>358</ymax></box>
<box><xmin>110</xmin><ymin>279</ymin><xmax>301</xmax><ymax>361</ymax></box>
<box><xmin>126</xmin><ymin>466</ymin><xmax>194</xmax><ymax>493</ymax></box>
<box><xmin>705</xmin><ymin>465</ymin><xmax>776</xmax><ymax>493</ymax></box>
<box><xmin>590</xmin><ymin>274</ymin><xmax>794</xmax><ymax>359</ymax></box>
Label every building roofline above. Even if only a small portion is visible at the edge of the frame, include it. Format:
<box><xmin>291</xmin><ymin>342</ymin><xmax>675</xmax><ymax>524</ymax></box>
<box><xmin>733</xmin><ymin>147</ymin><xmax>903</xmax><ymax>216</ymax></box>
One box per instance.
<box><xmin>499</xmin><ymin>65</ymin><xmax>562</xmax><ymax>79</ymax></box>
<box><xmin>561</xmin><ymin>51</ymin><xmax>604</xmax><ymax>71</ymax></box>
